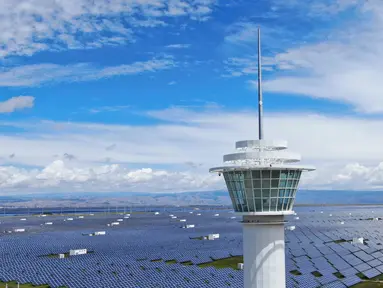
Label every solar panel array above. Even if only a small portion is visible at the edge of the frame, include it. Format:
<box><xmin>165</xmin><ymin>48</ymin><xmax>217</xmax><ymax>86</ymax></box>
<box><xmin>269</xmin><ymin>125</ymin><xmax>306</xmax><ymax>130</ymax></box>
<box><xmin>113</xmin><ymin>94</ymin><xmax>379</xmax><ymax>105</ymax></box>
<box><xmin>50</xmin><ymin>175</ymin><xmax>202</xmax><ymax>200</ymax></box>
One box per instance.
<box><xmin>0</xmin><ymin>206</ymin><xmax>382</xmax><ymax>287</ymax></box>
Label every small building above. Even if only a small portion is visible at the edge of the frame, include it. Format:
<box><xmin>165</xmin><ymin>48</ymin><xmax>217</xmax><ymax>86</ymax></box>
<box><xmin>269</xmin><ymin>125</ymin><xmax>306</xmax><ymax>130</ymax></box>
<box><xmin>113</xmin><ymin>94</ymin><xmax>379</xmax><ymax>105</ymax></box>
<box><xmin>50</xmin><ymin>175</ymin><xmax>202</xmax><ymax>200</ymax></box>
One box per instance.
<box><xmin>78</xmin><ymin>216</ymin><xmax>84</xmax><ymax>219</ymax></box>
<box><xmin>14</xmin><ymin>228</ymin><xmax>25</xmax><ymax>233</ymax></box>
<box><xmin>286</xmin><ymin>226</ymin><xmax>295</xmax><ymax>231</ymax></box>
<box><xmin>94</xmin><ymin>231</ymin><xmax>106</xmax><ymax>236</ymax></box>
<box><xmin>69</xmin><ymin>249</ymin><xmax>87</xmax><ymax>256</ymax></box>
<box><xmin>214</xmin><ymin>214</ymin><xmax>219</xmax><ymax>216</ymax></box>
<box><xmin>197</xmin><ymin>213</ymin><xmax>201</xmax><ymax>216</ymax></box>
<box><xmin>230</xmin><ymin>216</ymin><xmax>236</xmax><ymax>219</ymax></box>
<box><xmin>67</xmin><ymin>218</ymin><xmax>73</xmax><ymax>221</ymax></box>
<box><xmin>45</xmin><ymin>222</ymin><xmax>53</xmax><ymax>225</ymax></box>
<box><xmin>180</xmin><ymin>219</ymin><xmax>186</xmax><ymax>222</ymax></box>
<box><xmin>117</xmin><ymin>219</ymin><xmax>123</xmax><ymax>222</ymax></box>
<box><xmin>154</xmin><ymin>212</ymin><xmax>160</xmax><ymax>215</ymax></box>
<box><xmin>111</xmin><ymin>222</ymin><xmax>119</xmax><ymax>226</ymax></box>
<box><xmin>294</xmin><ymin>216</ymin><xmax>299</xmax><ymax>220</ymax></box>
<box><xmin>59</xmin><ymin>254</ymin><xmax>65</xmax><ymax>259</ymax></box>
<box><xmin>20</xmin><ymin>218</ymin><xmax>26</xmax><ymax>221</ymax></box>
<box><xmin>185</xmin><ymin>224</ymin><xmax>195</xmax><ymax>229</ymax></box>
<box><xmin>171</xmin><ymin>216</ymin><xmax>177</xmax><ymax>219</ymax></box>
<box><xmin>208</xmin><ymin>233</ymin><xmax>220</xmax><ymax>240</ymax></box>
<box><xmin>237</xmin><ymin>263</ymin><xmax>244</xmax><ymax>270</ymax></box>
<box><xmin>352</xmin><ymin>237</ymin><xmax>364</xmax><ymax>245</ymax></box>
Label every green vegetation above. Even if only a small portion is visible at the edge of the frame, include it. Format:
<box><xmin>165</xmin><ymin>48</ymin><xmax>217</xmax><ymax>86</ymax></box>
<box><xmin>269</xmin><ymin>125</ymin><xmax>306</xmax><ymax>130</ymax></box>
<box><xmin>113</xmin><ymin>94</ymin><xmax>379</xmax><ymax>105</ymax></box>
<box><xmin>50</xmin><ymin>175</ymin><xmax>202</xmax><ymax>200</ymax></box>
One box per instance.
<box><xmin>41</xmin><ymin>251</ymin><xmax>94</xmax><ymax>258</ymax></box>
<box><xmin>357</xmin><ymin>272</ymin><xmax>369</xmax><ymax>280</ymax></box>
<box><xmin>44</xmin><ymin>252</ymin><xmax>69</xmax><ymax>258</ymax></box>
<box><xmin>353</xmin><ymin>282</ymin><xmax>383</xmax><ymax>287</ymax></box>
<box><xmin>190</xmin><ymin>236</ymin><xmax>204</xmax><ymax>240</ymax></box>
<box><xmin>290</xmin><ymin>270</ymin><xmax>302</xmax><ymax>276</ymax></box>
<box><xmin>165</xmin><ymin>259</ymin><xmax>177</xmax><ymax>264</ymax></box>
<box><xmin>334</xmin><ymin>272</ymin><xmax>345</xmax><ymax>279</ymax></box>
<box><xmin>198</xmin><ymin>256</ymin><xmax>243</xmax><ymax>270</ymax></box>
<box><xmin>352</xmin><ymin>273</ymin><xmax>383</xmax><ymax>287</ymax></box>
<box><xmin>333</xmin><ymin>239</ymin><xmax>348</xmax><ymax>244</ymax></box>
<box><xmin>0</xmin><ymin>282</ymin><xmax>67</xmax><ymax>288</ymax></box>
<box><xmin>371</xmin><ymin>274</ymin><xmax>383</xmax><ymax>281</ymax></box>
<box><xmin>311</xmin><ymin>271</ymin><xmax>323</xmax><ymax>277</ymax></box>
<box><xmin>150</xmin><ymin>259</ymin><xmax>162</xmax><ymax>262</ymax></box>
<box><xmin>180</xmin><ymin>261</ymin><xmax>193</xmax><ymax>266</ymax></box>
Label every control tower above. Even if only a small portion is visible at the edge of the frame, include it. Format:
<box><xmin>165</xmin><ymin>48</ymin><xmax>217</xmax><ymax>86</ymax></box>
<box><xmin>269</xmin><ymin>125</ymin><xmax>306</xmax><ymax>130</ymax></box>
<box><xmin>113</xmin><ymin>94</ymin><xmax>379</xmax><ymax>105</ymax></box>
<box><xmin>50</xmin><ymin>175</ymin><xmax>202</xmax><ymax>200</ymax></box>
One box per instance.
<box><xmin>209</xmin><ymin>29</ymin><xmax>315</xmax><ymax>288</ymax></box>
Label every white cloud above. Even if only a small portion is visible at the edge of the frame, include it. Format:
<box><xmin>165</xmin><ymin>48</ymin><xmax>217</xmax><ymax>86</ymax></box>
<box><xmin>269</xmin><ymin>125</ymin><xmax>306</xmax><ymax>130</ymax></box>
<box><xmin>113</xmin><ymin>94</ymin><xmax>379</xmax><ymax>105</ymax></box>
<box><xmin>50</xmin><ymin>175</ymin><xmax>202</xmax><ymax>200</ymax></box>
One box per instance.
<box><xmin>0</xmin><ymin>0</ymin><xmax>216</xmax><ymax>58</ymax></box>
<box><xmin>248</xmin><ymin>0</ymin><xmax>383</xmax><ymax>113</ymax></box>
<box><xmin>273</xmin><ymin>0</ymin><xmax>361</xmax><ymax>18</ymax></box>
<box><xmin>225</xmin><ymin>22</ymin><xmax>259</xmax><ymax>44</ymax></box>
<box><xmin>0</xmin><ymin>107</ymin><xmax>383</xmax><ymax>192</ymax></box>
<box><xmin>166</xmin><ymin>44</ymin><xmax>191</xmax><ymax>49</ymax></box>
<box><xmin>130</xmin><ymin>19</ymin><xmax>167</xmax><ymax>27</ymax></box>
<box><xmin>303</xmin><ymin>162</ymin><xmax>383</xmax><ymax>191</ymax></box>
<box><xmin>0</xmin><ymin>58</ymin><xmax>175</xmax><ymax>87</ymax></box>
<box><xmin>0</xmin><ymin>160</ymin><xmax>221</xmax><ymax>194</ymax></box>
<box><xmin>222</xmin><ymin>2</ymin><xmax>383</xmax><ymax>113</ymax></box>
<box><xmin>0</xmin><ymin>96</ymin><xmax>34</xmax><ymax>113</ymax></box>
<box><xmin>88</xmin><ymin>106</ymin><xmax>131</xmax><ymax>114</ymax></box>
<box><xmin>223</xmin><ymin>56</ymin><xmax>275</xmax><ymax>77</ymax></box>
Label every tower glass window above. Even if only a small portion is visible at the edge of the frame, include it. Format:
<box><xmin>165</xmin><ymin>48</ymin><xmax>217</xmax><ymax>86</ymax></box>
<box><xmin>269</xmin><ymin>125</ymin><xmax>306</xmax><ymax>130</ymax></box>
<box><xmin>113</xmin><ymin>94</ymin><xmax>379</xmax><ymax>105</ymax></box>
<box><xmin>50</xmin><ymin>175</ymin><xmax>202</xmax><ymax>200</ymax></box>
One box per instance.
<box><xmin>223</xmin><ymin>168</ymin><xmax>302</xmax><ymax>213</ymax></box>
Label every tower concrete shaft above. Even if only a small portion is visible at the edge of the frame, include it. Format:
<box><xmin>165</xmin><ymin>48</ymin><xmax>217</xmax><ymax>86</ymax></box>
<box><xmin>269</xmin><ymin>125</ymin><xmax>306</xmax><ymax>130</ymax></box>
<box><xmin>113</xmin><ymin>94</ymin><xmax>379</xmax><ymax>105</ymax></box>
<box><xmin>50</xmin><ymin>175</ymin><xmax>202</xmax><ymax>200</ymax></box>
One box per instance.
<box><xmin>243</xmin><ymin>215</ymin><xmax>286</xmax><ymax>288</ymax></box>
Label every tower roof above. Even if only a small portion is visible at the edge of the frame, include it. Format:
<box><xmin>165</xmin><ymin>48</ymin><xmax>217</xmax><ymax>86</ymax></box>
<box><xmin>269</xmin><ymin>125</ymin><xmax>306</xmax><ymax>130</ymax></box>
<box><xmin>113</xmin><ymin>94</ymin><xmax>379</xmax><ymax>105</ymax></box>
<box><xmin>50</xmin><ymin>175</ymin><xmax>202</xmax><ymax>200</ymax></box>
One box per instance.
<box><xmin>210</xmin><ymin>139</ymin><xmax>315</xmax><ymax>172</ymax></box>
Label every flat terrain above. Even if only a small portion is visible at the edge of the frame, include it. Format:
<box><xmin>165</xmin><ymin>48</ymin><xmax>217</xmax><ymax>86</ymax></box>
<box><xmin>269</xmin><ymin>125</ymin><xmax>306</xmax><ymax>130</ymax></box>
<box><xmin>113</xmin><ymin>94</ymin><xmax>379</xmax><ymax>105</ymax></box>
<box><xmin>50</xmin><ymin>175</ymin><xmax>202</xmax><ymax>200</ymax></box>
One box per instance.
<box><xmin>1</xmin><ymin>206</ymin><xmax>383</xmax><ymax>287</ymax></box>
<box><xmin>0</xmin><ymin>282</ymin><xmax>50</xmax><ymax>288</ymax></box>
<box><xmin>198</xmin><ymin>256</ymin><xmax>243</xmax><ymax>270</ymax></box>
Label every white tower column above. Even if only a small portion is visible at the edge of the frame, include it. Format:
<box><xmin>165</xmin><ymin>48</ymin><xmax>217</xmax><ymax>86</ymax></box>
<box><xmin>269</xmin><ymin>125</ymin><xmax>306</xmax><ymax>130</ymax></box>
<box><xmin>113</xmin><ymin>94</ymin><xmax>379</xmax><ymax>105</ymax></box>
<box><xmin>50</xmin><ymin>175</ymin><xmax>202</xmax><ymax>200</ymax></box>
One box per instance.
<box><xmin>243</xmin><ymin>215</ymin><xmax>286</xmax><ymax>288</ymax></box>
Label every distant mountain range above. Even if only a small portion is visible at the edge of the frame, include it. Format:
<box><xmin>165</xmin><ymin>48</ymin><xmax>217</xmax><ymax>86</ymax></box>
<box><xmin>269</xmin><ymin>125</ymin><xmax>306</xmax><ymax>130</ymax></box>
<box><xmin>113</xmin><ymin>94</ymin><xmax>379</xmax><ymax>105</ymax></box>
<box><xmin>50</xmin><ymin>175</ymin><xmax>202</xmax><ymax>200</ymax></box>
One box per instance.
<box><xmin>1</xmin><ymin>190</ymin><xmax>383</xmax><ymax>207</ymax></box>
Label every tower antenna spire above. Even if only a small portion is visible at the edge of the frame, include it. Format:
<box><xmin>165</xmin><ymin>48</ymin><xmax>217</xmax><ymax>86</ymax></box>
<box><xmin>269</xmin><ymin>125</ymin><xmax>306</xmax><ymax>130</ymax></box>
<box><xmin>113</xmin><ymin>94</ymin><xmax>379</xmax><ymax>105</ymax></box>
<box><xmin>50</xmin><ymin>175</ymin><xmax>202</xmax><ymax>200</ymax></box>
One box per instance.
<box><xmin>210</xmin><ymin>26</ymin><xmax>315</xmax><ymax>288</ymax></box>
<box><xmin>257</xmin><ymin>27</ymin><xmax>264</xmax><ymax>140</ymax></box>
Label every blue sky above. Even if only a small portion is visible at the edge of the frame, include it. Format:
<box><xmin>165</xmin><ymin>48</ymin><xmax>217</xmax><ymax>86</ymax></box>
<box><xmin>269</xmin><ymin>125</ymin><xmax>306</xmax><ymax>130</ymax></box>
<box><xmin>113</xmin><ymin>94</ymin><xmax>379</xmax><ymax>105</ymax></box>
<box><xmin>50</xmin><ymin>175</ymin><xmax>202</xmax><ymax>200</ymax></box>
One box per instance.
<box><xmin>1</xmin><ymin>0</ymin><xmax>383</xmax><ymax>194</ymax></box>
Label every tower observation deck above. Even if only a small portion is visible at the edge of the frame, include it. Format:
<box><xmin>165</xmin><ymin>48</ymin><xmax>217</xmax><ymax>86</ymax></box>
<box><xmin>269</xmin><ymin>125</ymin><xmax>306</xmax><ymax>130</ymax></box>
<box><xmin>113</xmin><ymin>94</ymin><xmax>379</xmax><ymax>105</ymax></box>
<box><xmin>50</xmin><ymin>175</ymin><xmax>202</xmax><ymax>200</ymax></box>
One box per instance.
<box><xmin>209</xmin><ymin>29</ymin><xmax>315</xmax><ymax>288</ymax></box>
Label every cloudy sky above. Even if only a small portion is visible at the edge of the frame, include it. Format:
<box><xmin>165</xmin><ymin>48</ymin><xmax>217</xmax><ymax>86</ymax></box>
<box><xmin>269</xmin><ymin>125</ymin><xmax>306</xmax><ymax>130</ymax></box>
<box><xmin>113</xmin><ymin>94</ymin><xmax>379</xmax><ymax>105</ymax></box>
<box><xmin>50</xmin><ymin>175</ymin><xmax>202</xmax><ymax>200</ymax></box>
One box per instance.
<box><xmin>0</xmin><ymin>0</ymin><xmax>382</xmax><ymax>194</ymax></box>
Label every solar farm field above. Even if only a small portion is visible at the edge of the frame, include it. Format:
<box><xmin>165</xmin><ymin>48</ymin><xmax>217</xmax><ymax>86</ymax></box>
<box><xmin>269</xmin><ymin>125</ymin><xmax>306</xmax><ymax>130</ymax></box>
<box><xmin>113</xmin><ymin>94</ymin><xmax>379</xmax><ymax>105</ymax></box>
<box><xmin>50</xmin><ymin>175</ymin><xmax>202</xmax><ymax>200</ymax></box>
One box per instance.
<box><xmin>1</xmin><ymin>206</ymin><xmax>383</xmax><ymax>287</ymax></box>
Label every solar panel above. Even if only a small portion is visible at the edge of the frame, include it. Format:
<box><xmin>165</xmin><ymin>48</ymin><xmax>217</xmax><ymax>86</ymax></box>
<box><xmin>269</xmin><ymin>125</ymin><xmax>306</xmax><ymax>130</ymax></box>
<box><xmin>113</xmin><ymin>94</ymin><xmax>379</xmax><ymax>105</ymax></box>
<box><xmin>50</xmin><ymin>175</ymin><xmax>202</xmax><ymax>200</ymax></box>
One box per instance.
<box><xmin>1</xmin><ymin>206</ymin><xmax>383</xmax><ymax>287</ymax></box>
